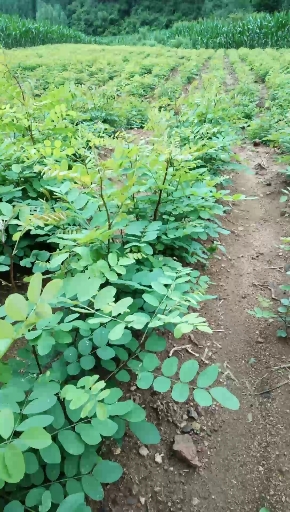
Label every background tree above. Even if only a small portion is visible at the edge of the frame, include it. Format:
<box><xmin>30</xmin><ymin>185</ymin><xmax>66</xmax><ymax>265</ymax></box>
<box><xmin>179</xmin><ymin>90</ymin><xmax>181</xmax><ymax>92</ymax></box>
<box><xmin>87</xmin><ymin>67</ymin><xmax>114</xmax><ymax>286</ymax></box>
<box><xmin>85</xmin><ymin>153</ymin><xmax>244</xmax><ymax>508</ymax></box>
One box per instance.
<box><xmin>0</xmin><ymin>0</ymin><xmax>288</xmax><ymax>34</ymax></box>
<box><xmin>32</xmin><ymin>0</ymin><xmax>37</xmax><ymax>18</ymax></box>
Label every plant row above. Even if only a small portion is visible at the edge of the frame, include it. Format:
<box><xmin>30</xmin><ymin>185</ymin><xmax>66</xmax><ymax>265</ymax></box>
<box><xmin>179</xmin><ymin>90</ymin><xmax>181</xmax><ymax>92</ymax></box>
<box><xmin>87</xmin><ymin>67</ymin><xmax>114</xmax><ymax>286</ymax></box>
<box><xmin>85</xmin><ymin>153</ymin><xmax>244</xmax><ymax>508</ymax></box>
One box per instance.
<box><xmin>0</xmin><ymin>46</ymin><xmax>270</xmax><ymax>510</ymax></box>
<box><xmin>96</xmin><ymin>12</ymin><xmax>290</xmax><ymax>50</ymax></box>
<box><xmin>0</xmin><ymin>14</ymin><xmax>97</xmax><ymax>48</ymax></box>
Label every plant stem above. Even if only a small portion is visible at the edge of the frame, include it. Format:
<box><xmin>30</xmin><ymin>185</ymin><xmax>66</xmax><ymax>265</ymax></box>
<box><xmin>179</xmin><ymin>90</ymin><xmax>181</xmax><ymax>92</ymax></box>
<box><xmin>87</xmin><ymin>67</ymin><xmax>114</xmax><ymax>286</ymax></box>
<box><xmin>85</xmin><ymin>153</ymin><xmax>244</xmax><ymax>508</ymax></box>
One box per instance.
<box><xmin>9</xmin><ymin>253</ymin><xmax>16</xmax><ymax>291</ymax></box>
<box><xmin>100</xmin><ymin>175</ymin><xmax>111</xmax><ymax>230</ymax></box>
<box><xmin>106</xmin><ymin>277</ymin><xmax>177</xmax><ymax>382</ymax></box>
<box><xmin>2</xmin><ymin>492</ymin><xmax>34</xmax><ymax>512</ymax></box>
<box><xmin>27</xmin><ymin>120</ymin><xmax>35</xmax><ymax>145</ymax></box>
<box><xmin>99</xmin><ymin>174</ymin><xmax>111</xmax><ymax>252</ymax></box>
<box><xmin>32</xmin><ymin>346</ymin><xmax>42</xmax><ymax>374</ymax></box>
<box><xmin>58</xmin><ymin>396</ymin><xmax>72</xmax><ymax>424</ymax></box>
<box><xmin>153</xmin><ymin>157</ymin><xmax>170</xmax><ymax>221</ymax></box>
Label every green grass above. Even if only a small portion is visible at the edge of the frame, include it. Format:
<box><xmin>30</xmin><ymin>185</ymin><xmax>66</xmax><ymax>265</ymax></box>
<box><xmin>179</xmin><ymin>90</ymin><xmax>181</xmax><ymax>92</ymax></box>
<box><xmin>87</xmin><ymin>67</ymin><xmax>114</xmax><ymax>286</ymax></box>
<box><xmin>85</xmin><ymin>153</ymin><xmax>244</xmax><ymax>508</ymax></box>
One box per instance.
<box><xmin>0</xmin><ymin>14</ymin><xmax>95</xmax><ymax>48</ymax></box>
<box><xmin>96</xmin><ymin>12</ymin><xmax>290</xmax><ymax>49</ymax></box>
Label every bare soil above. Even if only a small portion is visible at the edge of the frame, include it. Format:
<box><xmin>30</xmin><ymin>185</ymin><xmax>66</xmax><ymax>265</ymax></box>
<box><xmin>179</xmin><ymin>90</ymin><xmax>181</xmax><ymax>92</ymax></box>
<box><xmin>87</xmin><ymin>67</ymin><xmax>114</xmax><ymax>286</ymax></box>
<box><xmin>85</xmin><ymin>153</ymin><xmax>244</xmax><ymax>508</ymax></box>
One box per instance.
<box><xmin>98</xmin><ymin>143</ymin><xmax>290</xmax><ymax>512</ymax></box>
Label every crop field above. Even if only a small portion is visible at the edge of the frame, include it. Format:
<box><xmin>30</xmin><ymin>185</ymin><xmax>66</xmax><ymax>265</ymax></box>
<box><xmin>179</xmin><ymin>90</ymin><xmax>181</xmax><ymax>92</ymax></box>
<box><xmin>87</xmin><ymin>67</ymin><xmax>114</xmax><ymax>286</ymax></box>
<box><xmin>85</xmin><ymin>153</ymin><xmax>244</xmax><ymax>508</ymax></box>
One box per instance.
<box><xmin>0</xmin><ymin>14</ymin><xmax>96</xmax><ymax>48</ymax></box>
<box><xmin>0</xmin><ymin>44</ymin><xmax>290</xmax><ymax>511</ymax></box>
<box><xmin>1</xmin><ymin>12</ymin><xmax>290</xmax><ymax>49</ymax></box>
<box><xmin>96</xmin><ymin>12</ymin><xmax>290</xmax><ymax>49</ymax></box>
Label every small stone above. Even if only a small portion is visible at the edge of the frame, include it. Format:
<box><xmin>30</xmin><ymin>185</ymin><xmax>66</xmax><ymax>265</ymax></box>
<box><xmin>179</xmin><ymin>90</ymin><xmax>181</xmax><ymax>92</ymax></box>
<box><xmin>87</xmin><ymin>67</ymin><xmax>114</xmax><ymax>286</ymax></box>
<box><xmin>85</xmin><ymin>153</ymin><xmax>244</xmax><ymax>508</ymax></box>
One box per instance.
<box><xmin>113</xmin><ymin>447</ymin><xmax>121</xmax><ymax>455</ymax></box>
<box><xmin>181</xmin><ymin>424</ymin><xmax>193</xmax><ymax>433</ymax></box>
<box><xmin>140</xmin><ymin>497</ymin><xmax>146</xmax><ymax>505</ymax></box>
<box><xmin>187</xmin><ymin>408</ymin><xmax>199</xmax><ymax>420</ymax></box>
<box><xmin>191</xmin><ymin>421</ymin><xmax>201</xmax><ymax>433</ymax></box>
<box><xmin>278</xmin><ymin>466</ymin><xmax>288</xmax><ymax>475</ymax></box>
<box><xmin>256</xmin><ymin>337</ymin><xmax>264</xmax><ymax>344</ymax></box>
<box><xmin>238</xmin><ymin>226</ymin><xmax>244</xmax><ymax>231</ymax></box>
<box><xmin>155</xmin><ymin>453</ymin><xmax>163</xmax><ymax>464</ymax></box>
<box><xmin>139</xmin><ymin>446</ymin><xmax>149</xmax><ymax>457</ymax></box>
<box><xmin>127</xmin><ymin>497</ymin><xmax>138</xmax><ymax>506</ymax></box>
<box><xmin>192</xmin><ymin>498</ymin><xmax>200</xmax><ymax>506</ymax></box>
<box><xmin>173</xmin><ymin>434</ymin><xmax>201</xmax><ymax>468</ymax></box>
<box><xmin>196</xmin><ymin>405</ymin><xmax>203</xmax><ymax>417</ymax></box>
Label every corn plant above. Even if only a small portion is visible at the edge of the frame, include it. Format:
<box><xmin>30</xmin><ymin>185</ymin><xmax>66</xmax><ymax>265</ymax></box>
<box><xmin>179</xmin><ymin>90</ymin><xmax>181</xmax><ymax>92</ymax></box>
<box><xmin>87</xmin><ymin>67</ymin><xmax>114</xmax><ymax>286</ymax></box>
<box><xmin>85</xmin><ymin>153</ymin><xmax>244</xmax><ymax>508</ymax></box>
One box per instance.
<box><xmin>96</xmin><ymin>12</ymin><xmax>290</xmax><ymax>50</ymax></box>
<box><xmin>0</xmin><ymin>14</ymin><xmax>96</xmax><ymax>48</ymax></box>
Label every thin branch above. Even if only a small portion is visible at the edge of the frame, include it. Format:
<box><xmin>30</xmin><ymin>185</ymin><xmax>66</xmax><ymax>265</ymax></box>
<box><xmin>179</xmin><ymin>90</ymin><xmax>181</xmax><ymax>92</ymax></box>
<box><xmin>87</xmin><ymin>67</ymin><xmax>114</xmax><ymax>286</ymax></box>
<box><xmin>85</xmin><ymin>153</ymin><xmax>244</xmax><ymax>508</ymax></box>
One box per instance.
<box><xmin>9</xmin><ymin>252</ymin><xmax>16</xmax><ymax>291</ymax></box>
<box><xmin>271</xmin><ymin>363</ymin><xmax>290</xmax><ymax>371</ymax></box>
<box><xmin>255</xmin><ymin>379</ymin><xmax>290</xmax><ymax>395</ymax></box>
<box><xmin>2</xmin><ymin>492</ymin><xmax>34</xmax><ymax>512</ymax></box>
<box><xmin>266</xmin><ymin>266</ymin><xmax>284</xmax><ymax>273</ymax></box>
<box><xmin>99</xmin><ymin>174</ymin><xmax>111</xmax><ymax>230</ymax></box>
<box><xmin>32</xmin><ymin>346</ymin><xmax>42</xmax><ymax>374</ymax></box>
<box><xmin>58</xmin><ymin>396</ymin><xmax>72</xmax><ymax>424</ymax></box>
<box><xmin>153</xmin><ymin>157</ymin><xmax>170</xmax><ymax>221</ymax></box>
<box><xmin>105</xmin><ymin>278</ymin><xmax>178</xmax><ymax>382</ymax></box>
<box><xmin>168</xmin><ymin>344</ymin><xmax>200</xmax><ymax>358</ymax></box>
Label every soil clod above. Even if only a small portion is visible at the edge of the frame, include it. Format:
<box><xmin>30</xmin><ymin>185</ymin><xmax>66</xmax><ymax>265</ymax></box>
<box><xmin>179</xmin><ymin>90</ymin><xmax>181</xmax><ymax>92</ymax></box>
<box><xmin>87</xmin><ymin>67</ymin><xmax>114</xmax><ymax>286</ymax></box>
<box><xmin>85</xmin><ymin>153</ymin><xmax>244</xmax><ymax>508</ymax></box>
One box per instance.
<box><xmin>173</xmin><ymin>434</ymin><xmax>201</xmax><ymax>468</ymax></box>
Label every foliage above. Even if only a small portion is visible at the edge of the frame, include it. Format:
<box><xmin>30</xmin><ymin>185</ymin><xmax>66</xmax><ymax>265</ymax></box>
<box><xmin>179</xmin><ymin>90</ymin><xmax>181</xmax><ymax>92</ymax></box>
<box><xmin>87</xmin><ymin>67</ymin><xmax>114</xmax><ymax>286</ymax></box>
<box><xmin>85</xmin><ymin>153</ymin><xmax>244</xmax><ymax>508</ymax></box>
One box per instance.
<box><xmin>66</xmin><ymin>0</ymin><xmax>251</xmax><ymax>36</ymax></box>
<box><xmin>241</xmin><ymin>48</ymin><xmax>290</xmax><ymax>154</ymax></box>
<box><xmin>1</xmin><ymin>10</ymin><xmax>290</xmax><ymax>49</ymax></box>
<box><xmin>0</xmin><ymin>14</ymin><xmax>95</xmax><ymax>48</ymax></box>
<box><xmin>244</xmin><ymin>47</ymin><xmax>290</xmax><ymax>340</ymax></box>
<box><xmin>0</xmin><ymin>45</ymin><xmax>246</xmax><ymax>509</ymax></box>
<box><xmin>254</xmin><ymin>0</ymin><xmax>285</xmax><ymax>12</ymax></box>
<box><xmin>37</xmin><ymin>1</ymin><xmax>68</xmax><ymax>26</ymax></box>
<box><xmin>240</xmin><ymin>50</ymin><xmax>290</xmax><ymax>336</ymax></box>
<box><xmin>249</xmin><ymin>291</ymin><xmax>290</xmax><ymax>338</ymax></box>
<box><xmin>0</xmin><ymin>0</ymin><xmax>254</xmax><ymax>36</ymax></box>
<box><xmin>0</xmin><ymin>0</ymin><xmax>36</xmax><ymax>18</ymax></box>
<box><xmin>95</xmin><ymin>12</ymin><xmax>290</xmax><ymax>49</ymax></box>
<box><xmin>0</xmin><ymin>274</ymin><xmax>239</xmax><ymax>510</ymax></box>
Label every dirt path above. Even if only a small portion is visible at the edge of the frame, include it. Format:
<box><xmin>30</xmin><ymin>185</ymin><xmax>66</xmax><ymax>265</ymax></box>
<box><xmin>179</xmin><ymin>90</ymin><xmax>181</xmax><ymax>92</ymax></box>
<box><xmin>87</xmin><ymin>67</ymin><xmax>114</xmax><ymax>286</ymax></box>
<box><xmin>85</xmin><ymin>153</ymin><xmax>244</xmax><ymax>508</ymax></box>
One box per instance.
<box><xmin>101</xmin><ymin>143</ymin><xmax>290</xmax><ymax>512</ymax></box>
<box><xmin>194</xmin><ymin>143</ymin><xmax>290</xmax><ymax>512</ymax></box>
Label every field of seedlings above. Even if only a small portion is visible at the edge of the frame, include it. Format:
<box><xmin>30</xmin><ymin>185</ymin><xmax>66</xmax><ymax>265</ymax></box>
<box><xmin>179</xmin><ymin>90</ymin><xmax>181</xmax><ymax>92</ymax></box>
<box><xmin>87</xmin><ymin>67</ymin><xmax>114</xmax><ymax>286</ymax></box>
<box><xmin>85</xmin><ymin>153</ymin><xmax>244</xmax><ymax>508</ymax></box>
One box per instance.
<box><xmin>0</xmin><ymin>45</ymin><xmax>290</xmax><ymax>511</ymax></box>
